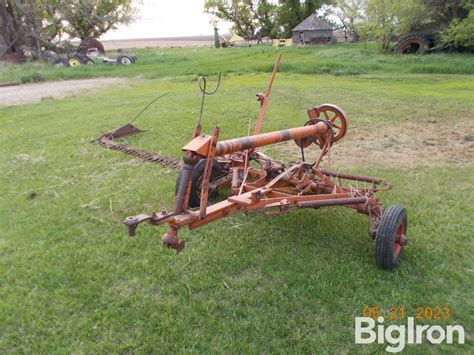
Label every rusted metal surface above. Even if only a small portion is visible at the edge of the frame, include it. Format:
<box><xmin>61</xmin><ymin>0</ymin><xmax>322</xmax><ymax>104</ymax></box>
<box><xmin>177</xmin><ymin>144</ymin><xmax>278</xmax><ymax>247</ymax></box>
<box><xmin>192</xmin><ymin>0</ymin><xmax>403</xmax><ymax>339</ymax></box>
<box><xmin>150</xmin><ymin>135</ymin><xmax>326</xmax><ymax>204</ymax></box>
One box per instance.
<box><xmin>199</xmin><ymin>127</ymin><xmax>220</xmax><ymax>219</ymax></box>
<box><xmin>93</xmin><ymin>93</ymin><xmax>182</xmax><ymax>169</ymax></box>
<box><xmin>254</xmin><ymin>54</ymin><xmax>281</xmax><ymax>135</ymax></box>
<box><xmin>214</xmin><ymin>122</ymin><xmax>330</xmax><ymax>156</ymax></box>
<box><xmin>297</xmin><ymin>196</ymin><xmax>367</xmax><ymax>208</ymax></box>
<box><xmin>95</xmin><ymin>135</ymin><xmax>182</xmax><ymax>169</ymax></box>
<box><xmin>103</xmin><ymin>123</ymin><xmax>143</xmax><ymax>139</ymax></box>
<box><xmin>95</xmin><ymin>55</ymin><xmax>408</xmax><ymax>269</ymax></box>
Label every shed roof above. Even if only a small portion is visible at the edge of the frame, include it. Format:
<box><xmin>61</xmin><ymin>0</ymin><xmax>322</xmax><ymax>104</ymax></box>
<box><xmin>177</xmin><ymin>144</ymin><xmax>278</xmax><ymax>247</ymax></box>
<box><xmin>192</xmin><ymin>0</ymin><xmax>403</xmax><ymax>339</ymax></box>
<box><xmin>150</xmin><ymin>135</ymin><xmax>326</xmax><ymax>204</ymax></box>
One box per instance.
<box><xmin>292</xmin><ymin>14</ymin><xmax>333</xmax><ymax>32</ymax></box>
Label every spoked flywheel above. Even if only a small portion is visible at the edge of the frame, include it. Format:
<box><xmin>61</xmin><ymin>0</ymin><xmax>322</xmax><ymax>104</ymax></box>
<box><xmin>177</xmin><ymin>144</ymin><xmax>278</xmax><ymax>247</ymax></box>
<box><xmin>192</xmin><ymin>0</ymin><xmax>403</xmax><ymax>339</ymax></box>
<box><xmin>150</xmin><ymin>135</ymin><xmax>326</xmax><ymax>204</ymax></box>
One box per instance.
<box><xmin>295</xmin><ymin>104</ymin><xmax>348</xmax><ymax>149</ymax></box>
<box><xmin>307</xmin><ymin>104</ymin><xmax>348</xmax><ymax>143</ymax></box>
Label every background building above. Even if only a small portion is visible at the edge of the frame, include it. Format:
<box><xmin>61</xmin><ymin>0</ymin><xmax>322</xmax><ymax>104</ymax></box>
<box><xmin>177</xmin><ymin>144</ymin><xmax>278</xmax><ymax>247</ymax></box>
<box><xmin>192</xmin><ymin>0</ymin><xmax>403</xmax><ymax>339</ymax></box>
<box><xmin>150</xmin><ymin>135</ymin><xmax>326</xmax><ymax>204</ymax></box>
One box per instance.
<box><xmin>292</xmin><ymin>15</ymin><xmax>333</xmax><ymax>45</ymax></box>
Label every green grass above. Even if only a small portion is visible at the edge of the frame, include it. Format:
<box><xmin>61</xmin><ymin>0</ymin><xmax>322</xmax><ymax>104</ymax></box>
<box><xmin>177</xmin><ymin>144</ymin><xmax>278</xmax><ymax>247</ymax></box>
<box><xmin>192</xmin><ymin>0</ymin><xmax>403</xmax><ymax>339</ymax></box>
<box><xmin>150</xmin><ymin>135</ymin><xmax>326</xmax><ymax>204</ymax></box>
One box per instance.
<box><xmin>1</xmin><ymin>46</ymin><xmax>473</xmax><ymax>353</ymax></box>
<box><xmin>1</xmin><ymin>42</ymin><xmax>473</xmax><ymax>85</ymax></box>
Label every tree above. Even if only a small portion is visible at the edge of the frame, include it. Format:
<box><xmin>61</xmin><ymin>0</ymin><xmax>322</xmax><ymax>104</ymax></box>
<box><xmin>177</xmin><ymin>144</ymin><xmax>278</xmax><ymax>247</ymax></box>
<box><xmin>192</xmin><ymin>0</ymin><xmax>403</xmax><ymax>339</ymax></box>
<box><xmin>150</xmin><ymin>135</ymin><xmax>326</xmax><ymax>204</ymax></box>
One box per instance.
<box><xmin>361</xmin><ymin>0</ymin><xmax>430</xmax><ymax>52</ymax></box>
<box><xmin>205</xmin><ymin>0</ymin><xmax>278</xmax><ymax>39</ymax></box>
<box><xmin>361</xmin><ymin>0</ymin><xmax>471</xmax><ymax>52</ymax></box>
<box><xmin>361</xmin><ymin>0</ymin><xmax>396</xmax><ymax>51</ymax></box>
<box><xmin>205</xmin><ymin>0</ymin><xmax>328</xmax><ymax>39</ymax></box>
<box><xmin>0</xmin><ymin>0</ymin><xmax>137</xmax><ymax>59</ymax></box>
<box><xmin>256</xmin><ymin>0</ymin><xmax>279</xmax><ymax>37</ymax></box>
<box><xmin>433</xmin><ymin>0</ymin><xmax>472</xmax><ymax>50</ymax></box>
<box><xmin>205</xmin><ymin>0</ymin><xmax>257</xmax><ymax>38</ymax></box>
<box><xmin>0</xmin><ymin>0</ymin><xmax>39</xmax><ymax>57</ymax></box>
<box><xmin>329</xmin><ymin>0</ymin><xmax>366</xmax><ymax>42</ymax></box>
<box><xmin>438</xmin><ymin>9</ymin><xmax>474</xmax><ymax>50</ymax></box>
<box><xmin>393</xmin><ymin>0</ymin><xmax>432</xmax><ymax>35</ymax></box>
<box><xmin>278</xmin><ymin>0</ymin><xmax>325</xmax><ymax>37</ymax></box>
<box><xmin>60</xmin><ymin>0</ymin><xmax>137</xmax><ymax>40</ymax></box>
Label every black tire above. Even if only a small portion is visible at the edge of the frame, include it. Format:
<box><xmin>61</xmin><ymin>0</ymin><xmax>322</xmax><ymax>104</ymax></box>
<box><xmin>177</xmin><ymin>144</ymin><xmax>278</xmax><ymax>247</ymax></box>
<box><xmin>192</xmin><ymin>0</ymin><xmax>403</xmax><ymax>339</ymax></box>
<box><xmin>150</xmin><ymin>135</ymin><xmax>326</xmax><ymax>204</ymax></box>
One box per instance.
<box><xmin>67</xmin><ymin>56</ymin><xmax>82</xmax><ymax>67</ymax></box>
<box><xmin>393</xmin><ymin>34</ymin><xmax>429</xmax><ymax>55</ymax></box>
<box><xmin>117</xmin><ymin>55</ymin><xmax>133</xmax><ymax>65</ymax></box>
<box><xmin>42</xmin><ymin>50</ymin><xmax>59</xmax><ymax>63</ymax></box>
<box><xmin>375</xmin><ymin>205</ymin><xmax>408</xmax><ymax>270</ymax></box>
<box><xmin>175</xmin><ymin>159</ymin><xmax>222</xmax><ymax>208</ymax></box>
<box><xmin>76</xmin><ymin>54</ymin><xmax>94</xmax><ymax>65</ymax></box>
<box><xmin>53</xmin><ymin>58</ymin><xmax>67</xmax><ymax>67</ymax></box>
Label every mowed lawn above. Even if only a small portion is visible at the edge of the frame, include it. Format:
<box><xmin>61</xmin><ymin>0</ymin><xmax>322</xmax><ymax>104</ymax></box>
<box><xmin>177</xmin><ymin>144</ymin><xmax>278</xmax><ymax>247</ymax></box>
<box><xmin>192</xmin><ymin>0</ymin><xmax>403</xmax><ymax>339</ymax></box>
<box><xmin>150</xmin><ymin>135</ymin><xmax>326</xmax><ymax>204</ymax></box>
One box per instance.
<box><xmin>1</xmin><ymin>42</ymin><xmax>473</xmax><ymax>85</ymax></box>
<box><xmin>1</xmin><ymin>45</ymin><xmax>473</xmax><ymax>353</ymax></box>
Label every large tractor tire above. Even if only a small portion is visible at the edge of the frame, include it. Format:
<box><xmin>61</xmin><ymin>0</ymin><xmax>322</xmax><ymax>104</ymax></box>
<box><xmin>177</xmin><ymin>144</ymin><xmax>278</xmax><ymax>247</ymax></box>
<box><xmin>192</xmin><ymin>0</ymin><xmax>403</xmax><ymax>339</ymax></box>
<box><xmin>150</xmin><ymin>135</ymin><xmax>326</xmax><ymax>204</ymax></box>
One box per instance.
<box><xmin>394</xmin><ymin>34</ymin><xmax>429</xmax><ymax>55</ymax></box>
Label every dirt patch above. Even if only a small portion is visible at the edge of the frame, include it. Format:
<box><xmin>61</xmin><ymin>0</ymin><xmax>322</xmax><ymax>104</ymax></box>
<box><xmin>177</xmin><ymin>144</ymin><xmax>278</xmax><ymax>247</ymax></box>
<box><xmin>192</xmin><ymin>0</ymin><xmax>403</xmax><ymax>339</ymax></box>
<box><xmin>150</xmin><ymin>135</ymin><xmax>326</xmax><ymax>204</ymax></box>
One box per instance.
<box><xmin>0</xmin><ymin>78</ymin><xmax>127</xmax><ymax>107</ymax></box>
<box><xmin>101</xmin><ymin>37</ymin><xmax>213</xmax><ymax>50</ymax></box>
<box><xmin>271</xmin><ymin>118</ymin><xmax>474</xmax><ymax>168</ymax></box>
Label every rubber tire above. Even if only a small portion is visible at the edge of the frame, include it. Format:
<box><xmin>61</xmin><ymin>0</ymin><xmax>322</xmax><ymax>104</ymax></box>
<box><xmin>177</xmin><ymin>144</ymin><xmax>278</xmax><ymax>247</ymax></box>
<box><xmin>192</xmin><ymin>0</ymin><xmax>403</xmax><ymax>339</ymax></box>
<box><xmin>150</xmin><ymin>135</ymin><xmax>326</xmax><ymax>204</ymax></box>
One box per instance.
<box><xmin>117</xmin><ymin>55</ymin><xmax>132</xmax><ymax>65</ymax></box>
<box><xmin>393</xmin><ymin>34</ymin><xmax>429</xmax><ymax>55</ymax></box>
<box><xmin>53</xmin><ymin>58</ymin><xmax>67</xmax><ymax>67</ymax></box>
<box><xmin>175</xmin><ymin>159</ymin><xmax>222</xmax><ymax>208</ymax></box>
<box><xmin>77</xmin><ymin>55</ymin><xmax>94</xmax><ymax>65</ymax></box>
<box><xmin>375</xmin><ymin>205</ymin><xmax>407</xmax><ymax>270</ymax></box>
<box><xmin>42</xmin><ymin>50</ymin><xmax>59</xmax><ymax>63</ymax></box>
<box><xmin>67</xmin><ymin>57</ymin><xmax>81</xmax><ymax>67</ymax></box>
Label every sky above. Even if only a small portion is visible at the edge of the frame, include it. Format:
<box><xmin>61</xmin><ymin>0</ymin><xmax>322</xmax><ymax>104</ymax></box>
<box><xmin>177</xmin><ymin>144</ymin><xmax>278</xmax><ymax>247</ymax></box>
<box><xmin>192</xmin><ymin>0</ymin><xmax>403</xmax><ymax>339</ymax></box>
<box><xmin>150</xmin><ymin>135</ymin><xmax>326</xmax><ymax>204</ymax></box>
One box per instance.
<box><xmin>101</xmin><ymin>0</ymin><xmax>232</xmax><ymax>40</ymax></box>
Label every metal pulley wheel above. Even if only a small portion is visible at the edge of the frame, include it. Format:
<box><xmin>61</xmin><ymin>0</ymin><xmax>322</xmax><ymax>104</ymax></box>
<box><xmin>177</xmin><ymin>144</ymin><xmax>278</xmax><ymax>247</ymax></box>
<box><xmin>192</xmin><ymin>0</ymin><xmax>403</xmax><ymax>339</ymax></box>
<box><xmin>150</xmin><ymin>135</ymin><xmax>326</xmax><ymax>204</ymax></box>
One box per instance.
<box><xmin>308</xmin><ymin>104</ymin><xmax>348</xmax><ymax>143</ymax></box>
<box><xmin>295</xmin><ymin>104</ymin><xmax>348</xmax><ymax>148</ymax></box>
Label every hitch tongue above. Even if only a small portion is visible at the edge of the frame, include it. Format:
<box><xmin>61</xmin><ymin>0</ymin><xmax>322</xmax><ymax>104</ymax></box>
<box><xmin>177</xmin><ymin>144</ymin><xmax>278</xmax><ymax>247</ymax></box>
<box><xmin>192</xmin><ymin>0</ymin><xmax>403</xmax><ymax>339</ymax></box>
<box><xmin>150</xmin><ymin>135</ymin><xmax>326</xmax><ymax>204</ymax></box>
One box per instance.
<box><xmin>123</xmin><ymin>213</ymin><xmax>154</xmax><ymax>237</ymax></box>
<box><xmin>123</xmin><ymin>216</ymin><xmax>144</xmax><ymax>237</ymax></box>
<box><xmin>123</xmin><ymin>211</ymin><xmax>174</xmax><ymax>238</ymax></box>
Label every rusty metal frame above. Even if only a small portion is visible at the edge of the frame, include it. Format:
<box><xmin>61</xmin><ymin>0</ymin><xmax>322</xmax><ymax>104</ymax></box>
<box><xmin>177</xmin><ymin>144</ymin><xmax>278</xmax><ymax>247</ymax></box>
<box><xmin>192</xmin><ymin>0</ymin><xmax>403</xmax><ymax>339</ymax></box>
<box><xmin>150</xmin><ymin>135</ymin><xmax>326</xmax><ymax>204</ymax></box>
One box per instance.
<box><xmin>96</xmin><ymin>56</ymin><xmax>407</xmax><ymax>263</ymax></box>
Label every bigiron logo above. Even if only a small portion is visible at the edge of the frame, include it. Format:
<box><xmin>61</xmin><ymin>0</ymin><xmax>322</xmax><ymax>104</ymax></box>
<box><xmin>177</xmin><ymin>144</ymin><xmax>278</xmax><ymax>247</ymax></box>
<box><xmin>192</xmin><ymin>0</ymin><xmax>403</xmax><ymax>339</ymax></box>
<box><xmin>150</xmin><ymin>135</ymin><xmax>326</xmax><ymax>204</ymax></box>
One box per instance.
<box><xmin>355</xmin><ymin>317</ymin><xmax>465</xmax><ymax>352</ymax></box>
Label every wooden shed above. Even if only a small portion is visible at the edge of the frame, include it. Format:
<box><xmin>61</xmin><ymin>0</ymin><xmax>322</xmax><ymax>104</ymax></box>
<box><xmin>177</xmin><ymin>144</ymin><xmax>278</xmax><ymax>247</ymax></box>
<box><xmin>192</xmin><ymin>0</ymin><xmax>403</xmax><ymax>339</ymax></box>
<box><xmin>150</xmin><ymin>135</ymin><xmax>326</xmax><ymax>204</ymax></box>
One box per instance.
<box><xmin>292</xmin><ymin>15</ymin><xmax>333</xmax><ymax>45</ymax></box>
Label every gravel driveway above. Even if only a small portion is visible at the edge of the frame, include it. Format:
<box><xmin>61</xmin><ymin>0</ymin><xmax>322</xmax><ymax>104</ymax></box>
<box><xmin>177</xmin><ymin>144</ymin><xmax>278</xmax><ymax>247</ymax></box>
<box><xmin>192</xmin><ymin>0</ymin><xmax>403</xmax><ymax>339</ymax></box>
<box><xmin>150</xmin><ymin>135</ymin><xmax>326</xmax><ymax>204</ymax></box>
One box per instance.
<box><xmin>0</xmin><ymin>78</ymin><xmax>127</xmax><ymax>107</ymax></box>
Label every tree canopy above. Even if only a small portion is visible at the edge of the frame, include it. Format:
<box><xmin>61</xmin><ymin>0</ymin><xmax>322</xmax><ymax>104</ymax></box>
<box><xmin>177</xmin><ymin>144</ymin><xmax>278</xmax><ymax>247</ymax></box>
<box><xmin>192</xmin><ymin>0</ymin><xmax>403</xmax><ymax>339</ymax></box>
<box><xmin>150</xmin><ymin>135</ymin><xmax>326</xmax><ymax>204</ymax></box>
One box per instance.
<box><xmin>359</xmin><ymin>0</ymin><xmax>472</xmax><ymax>51</ymax></box>
<box><xmin>278</xmin><ymin>0</ymin><xmax>325</xmax><ymax>37</ymax></box>
<box><xmin>205</xmin><ymin>0</ymin><xmax>278</xmax><ymax>39</ymax></box>
<box><xmin>61</xmin><ymin>0</ymin><xmax>137</xmax><ymax>39</ymax></box>
<box><xmin>0</xmin><ymin>0</ymin><xmax>137</xmax><ymax>58</ymax></box>
<box><xmin>205</xmin><ymin>0</ymin><xmax>328</xmax><ymax>39</ymax></box>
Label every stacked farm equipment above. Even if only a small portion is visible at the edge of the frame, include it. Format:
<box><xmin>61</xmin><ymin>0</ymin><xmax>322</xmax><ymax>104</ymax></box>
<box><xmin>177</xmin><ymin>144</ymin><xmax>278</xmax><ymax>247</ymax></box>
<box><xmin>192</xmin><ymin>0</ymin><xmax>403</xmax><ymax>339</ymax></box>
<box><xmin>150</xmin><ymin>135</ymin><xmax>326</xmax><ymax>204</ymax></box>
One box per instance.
<box><xmin>42</xmin><ymin>39</ymin><xmax>137</xmax><ymax>67</ymax></box>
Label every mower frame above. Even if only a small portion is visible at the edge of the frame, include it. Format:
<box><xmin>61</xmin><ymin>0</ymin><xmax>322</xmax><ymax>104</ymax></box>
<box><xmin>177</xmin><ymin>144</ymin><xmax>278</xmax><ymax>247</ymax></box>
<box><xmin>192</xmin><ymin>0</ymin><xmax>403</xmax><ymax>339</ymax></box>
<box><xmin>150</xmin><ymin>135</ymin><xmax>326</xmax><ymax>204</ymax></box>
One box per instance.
<box><xmin>104</xmin><ymin>55</ymin><xmax>408</xmax><ymax>269</ymax></box>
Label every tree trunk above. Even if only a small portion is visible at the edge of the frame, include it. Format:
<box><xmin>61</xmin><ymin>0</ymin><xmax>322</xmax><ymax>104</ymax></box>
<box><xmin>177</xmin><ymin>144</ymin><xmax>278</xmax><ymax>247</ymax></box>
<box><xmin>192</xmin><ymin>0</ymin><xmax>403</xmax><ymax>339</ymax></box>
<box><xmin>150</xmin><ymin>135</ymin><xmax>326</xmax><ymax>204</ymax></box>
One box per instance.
<box><xmin>28</xmin><ymin>0</ymin><xmax>42</xmax><ymax>59</ymax></box>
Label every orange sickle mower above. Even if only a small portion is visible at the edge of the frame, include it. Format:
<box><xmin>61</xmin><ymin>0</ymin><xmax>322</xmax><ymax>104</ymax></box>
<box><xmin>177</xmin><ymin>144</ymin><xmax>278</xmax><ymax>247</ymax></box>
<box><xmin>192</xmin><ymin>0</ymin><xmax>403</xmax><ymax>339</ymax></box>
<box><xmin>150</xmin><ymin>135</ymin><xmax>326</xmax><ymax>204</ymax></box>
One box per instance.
<box><xmin>96</xmin><ymin>56</ymin><xmax>408</xmax><ymax>269</ymax></box>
